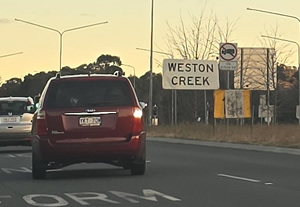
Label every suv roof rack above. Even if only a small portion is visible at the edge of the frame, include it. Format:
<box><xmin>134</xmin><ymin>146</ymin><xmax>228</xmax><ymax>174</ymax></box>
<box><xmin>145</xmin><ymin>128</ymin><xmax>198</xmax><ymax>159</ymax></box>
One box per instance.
<box><xmin>55</xmin><ymin>73</ymin><xmax>61</xmax><ymax>79</ymax></box>
<box><xmin>113</xmin><ymin>71</ymin><xmax>124</xmax><ymax>77</ymax></box>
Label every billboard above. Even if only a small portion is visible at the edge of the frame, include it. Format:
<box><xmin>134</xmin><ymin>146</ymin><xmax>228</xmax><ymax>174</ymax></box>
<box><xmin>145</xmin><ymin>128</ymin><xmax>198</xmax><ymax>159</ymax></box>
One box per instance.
<box><xmin>234</xmin><ymin>47</ymin><xmax>276</xmax><ymax>90</ymax></box>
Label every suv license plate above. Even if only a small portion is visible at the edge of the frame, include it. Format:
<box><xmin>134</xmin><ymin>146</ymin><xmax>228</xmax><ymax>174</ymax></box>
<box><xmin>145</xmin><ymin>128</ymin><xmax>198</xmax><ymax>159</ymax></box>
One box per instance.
<box><xmin>79</xmin><ymin>117</ymin><xmax>101</xmax><ymax>126</ymax></box>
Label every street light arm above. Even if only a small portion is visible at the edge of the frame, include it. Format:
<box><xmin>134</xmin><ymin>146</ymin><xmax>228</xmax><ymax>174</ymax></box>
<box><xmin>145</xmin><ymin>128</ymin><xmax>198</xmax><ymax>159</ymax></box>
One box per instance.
<box><xmin>136</xmin><ymin>47</ymin><xmax>174</xmax><ymax>58</ymax></box>
<box><xmin>62</xmin><ymin>21</ymin><xmax>108</xmax><ymax>34</ymax></box>
<box><xmin>15</xmin><ymin>19</ymin><xmax>108</xmax><ymax>35</ymax></box>
<box><xmin>261</xmin><ymin>35</ymin><xmax>300</xmax><ymax>65</ymax></box>
<box><xmin>261</xmin><ymin>35</ymin><xmax>299</xmax><ymax>46</ymax></box>
<box><xmin>122</xmin><ymin>64</ymin><xmax>136</xmax><ymax>88</ymax></box>
<box><xmin>0</xmin><ymin>52</ymin><xmax>23</xmax><ymax>59</ymax></box>
<box><xmin>122</xmin><ymin>64</ymin><xmax>135</xmax><ymax>73</ymax></box>
<box><xmin>15</xmin><ymin>18</ymin><xmax>61</xmax><ymax>34</ymax></box>
<box><xmin>15</xmin><ymin>18</ymin><xmax>109</xmax><ymax>74</ymax></box>
<box><xmin>247</xmin><ymin>8</ymin><xmax>300</xmax><ymax>22</ymax></box>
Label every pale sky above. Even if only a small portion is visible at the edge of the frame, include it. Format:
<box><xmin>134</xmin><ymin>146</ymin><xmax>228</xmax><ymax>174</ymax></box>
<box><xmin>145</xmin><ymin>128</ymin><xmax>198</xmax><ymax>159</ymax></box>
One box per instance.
<box><xmin>0</xmin><ymin>0</ymin><xmax>299</xmax><ymax>83</ymax></box>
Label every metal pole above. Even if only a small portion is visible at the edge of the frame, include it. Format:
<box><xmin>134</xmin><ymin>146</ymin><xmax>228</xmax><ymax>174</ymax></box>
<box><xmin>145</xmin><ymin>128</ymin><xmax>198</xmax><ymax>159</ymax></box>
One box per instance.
<box><xmin>148</xmin><ymin>0</ymin><xmax>154</xmax><ymax>126</ymax></box>
<box><xmin>136</xmin><ymin>47</ymin><xmax>176</xmax><ymax>125</ymax></box>
<box><xmin>204</xmin><ymin>90</ymin><xmax>208</xmax><ymax>124</ymax></box>
<box><xmin>171</xmin><ymin>89</ymin><xmax>174</xmax><ymax>125</ymax></box>
<box><xmin>240</xmin><ymin>48</ymin><xmax>244</xmax><ymax>89</ymax></box>
<box><xmin>267</xmin><ymin>48</ymin><xmax>270</xmax><ymax>126</ymax></box>
<box><xmin>175</xmin><ymin>89</ymin><xmax>177</xmax><ymax>125</ymax></box>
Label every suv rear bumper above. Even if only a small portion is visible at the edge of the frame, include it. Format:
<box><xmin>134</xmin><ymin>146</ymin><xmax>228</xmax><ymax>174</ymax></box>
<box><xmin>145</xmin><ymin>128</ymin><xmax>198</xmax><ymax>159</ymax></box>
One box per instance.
<box><xmin>32</xmin><ymin>132</ymin><xmax>146</xmax><ymax>164</ymax></box>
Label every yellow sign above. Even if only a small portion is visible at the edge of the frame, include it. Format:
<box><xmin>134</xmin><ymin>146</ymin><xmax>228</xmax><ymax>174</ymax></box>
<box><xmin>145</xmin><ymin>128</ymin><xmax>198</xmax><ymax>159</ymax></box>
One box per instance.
<box><xmin>214</xmin><ymin>90</ymin><xmax>225</xmax><ymax>118</ymax></box>
<box><xmin>214</xmin><ymin>90</ymin><xmax>251</xmax><ymax>118</ymax></box>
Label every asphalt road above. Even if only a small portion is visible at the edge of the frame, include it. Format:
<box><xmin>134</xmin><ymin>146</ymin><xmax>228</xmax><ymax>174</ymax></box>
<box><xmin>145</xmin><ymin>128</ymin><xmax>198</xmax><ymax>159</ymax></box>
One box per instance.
<box><xmin>0</xmin><ymin>138</ymin><xmax>299</xmax><ymax>207</ymax></box>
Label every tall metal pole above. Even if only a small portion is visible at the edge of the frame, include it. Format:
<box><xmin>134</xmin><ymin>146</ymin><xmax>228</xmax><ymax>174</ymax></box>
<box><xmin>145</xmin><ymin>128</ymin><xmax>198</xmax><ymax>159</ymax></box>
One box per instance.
<box><xmin>240</xmin><ymin>48</ymin><xmax>244</xmax><ymax>89</ymax></box>
<box><xmin>247</xmin><ymin>7</ymin><xmax>300</xmax><ymax>124</ymax></box>
<box><xmin>136</xmin><ymin>47</ymin><xmax>176</xmax><ymax>125</ymax></box>
<box><xmin>148</xmin><ymin>0</ymin><xmax>154</xmax><ymax>126</ymax></box>
<box><xmin>266</xmin><ymin>48</ymin><xmax>270</xmax><ymax>126</ymax></box>
<box><xmin>15</xmin><ymin>19</ymin><xmax>108</xmax><ymax>76</ymax></box>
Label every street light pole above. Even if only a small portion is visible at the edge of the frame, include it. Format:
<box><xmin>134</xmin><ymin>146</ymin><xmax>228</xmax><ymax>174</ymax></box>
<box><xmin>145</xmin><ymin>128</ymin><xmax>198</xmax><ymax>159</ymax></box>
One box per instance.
<box><xmin>148</xmin><ymin>0</ymin><xmax>154</xmax><ymax>126</ymax></box>
<box><xmin>247</xmin><ymin>8</ymin><xmax>300</xmax><ymax>124</ymax></box>
<box><xmin>122</xmin><ymin>64</ymin><xmax>136</xmax><ymax>88</ymax></box>
<box><xmin>15</xmin><ymin>18</ymin><xmax>108</xmax><ymax>75</ymax></box>
<box><xmin>136</xmin><ymin>47</ymin><xmax>178</xmax><ymax>125</ymax></box>
<box><xmin>262</xmin><ymin>35</ymin><xmax>300</xmax><ymax>123</ymax></box>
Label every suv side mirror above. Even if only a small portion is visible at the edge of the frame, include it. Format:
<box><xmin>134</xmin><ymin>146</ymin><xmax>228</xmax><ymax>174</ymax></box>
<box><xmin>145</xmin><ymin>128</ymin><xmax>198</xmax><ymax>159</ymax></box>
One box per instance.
<box><xmin>34</xmin><ymin>95</ymin><xmax>40</xmax><ymax>110</ymax></box>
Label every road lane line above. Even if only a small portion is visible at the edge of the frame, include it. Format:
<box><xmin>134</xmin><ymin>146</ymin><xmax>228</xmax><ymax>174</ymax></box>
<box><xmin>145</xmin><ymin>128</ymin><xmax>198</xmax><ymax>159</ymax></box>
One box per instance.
<box><xmin>0</xmin><ymin>196</ymin><xmax>12</xmax><ymax>204</ymax></box>
<box><xmin>217</xmin><ymin>174</ymin><xmax>261</xmax><ymax>183</ymax></box>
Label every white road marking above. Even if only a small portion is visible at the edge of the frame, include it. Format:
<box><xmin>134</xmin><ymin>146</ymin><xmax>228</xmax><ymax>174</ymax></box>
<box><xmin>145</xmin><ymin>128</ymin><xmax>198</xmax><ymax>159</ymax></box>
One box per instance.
<box><xmin>2</xmin><ymin>167</ymin><xmax>31</xmax><ymax>174</ymax></box>
<box><xmin>0</xmin><ymin>196</ymin><xmax>12</xmax><ymax>204</ymax></box>
<box><xmin>0</xmin><ymin>196</ymin><xmax>12</xmax><ymax>198</ymax></box>
<box><xmin>217</xmin><ymin>173</ymin><xmax>261</xmax><ymax>183</ymax></box>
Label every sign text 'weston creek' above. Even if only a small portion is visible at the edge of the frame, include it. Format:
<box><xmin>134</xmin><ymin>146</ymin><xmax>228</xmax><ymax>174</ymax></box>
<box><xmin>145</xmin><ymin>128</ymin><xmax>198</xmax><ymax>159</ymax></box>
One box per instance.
<box><xmin>162</xmin><ymin>59</ymin><xmax>219</xmax><ymax>90</ymax></box>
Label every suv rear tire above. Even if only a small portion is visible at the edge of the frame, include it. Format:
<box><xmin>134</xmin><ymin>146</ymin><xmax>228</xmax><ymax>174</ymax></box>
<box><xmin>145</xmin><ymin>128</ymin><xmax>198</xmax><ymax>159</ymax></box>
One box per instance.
<box><xmin>32</xmin><ymin>143</ymin><xmax>47</xmax><ymax>179</ymax></box>
<box><xmin>130</xmin><ymin>163</ymin><xmax>145</xmax><ymax>175</ymax></box>
<box><xmin>130</xmin><ymin>154</ymin><xmax>146</xmax><ymax>175</ymax></box>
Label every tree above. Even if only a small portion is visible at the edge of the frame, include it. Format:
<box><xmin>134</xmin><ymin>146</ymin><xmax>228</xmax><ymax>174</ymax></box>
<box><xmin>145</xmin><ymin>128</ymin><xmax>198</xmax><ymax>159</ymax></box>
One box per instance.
<box><xmin>165</xmin><ymin>8</ymin><xmax>237</xmax><ymax>60</ymax></box>
<box><xmin>0</xmin><ymin>78</ymin><xmax>23</xmax><ymax>97</ymax></box>
<box><xmin>96</xmin><ymin>54</ymin><xmax>122</xmax><ymax>73</ymax></box>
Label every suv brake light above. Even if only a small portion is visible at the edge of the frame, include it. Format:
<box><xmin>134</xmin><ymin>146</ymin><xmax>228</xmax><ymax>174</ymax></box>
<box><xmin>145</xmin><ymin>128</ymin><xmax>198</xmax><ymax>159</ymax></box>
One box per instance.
<box><xmin>132</xmin><ymin>107</ymin><xmax>143</xmax><ymax>136</ymax></box>
<box><xmin>36</xmin><ymin>110</ymin><xmax>48</xmax><ymax>135</ymax></box>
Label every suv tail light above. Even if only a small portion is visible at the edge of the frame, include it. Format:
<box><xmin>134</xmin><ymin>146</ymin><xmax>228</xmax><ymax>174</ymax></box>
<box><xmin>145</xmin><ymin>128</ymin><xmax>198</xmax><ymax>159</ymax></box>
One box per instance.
<box><xmin>36</xmin><ymin>110</ymin><xmax>48</xmax><ymax>135</ymax></box>
<box><xmin>132</xmin><ymin>107</ymin><xmax>143</xmax><ymax>136</ymax></box>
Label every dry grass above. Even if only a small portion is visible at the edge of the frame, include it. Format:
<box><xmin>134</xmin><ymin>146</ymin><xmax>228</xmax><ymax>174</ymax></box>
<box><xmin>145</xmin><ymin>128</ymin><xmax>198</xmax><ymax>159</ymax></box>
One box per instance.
<box><xmin>147</xmin><ymin>124</ymin><xmax>300</xmax><ymax>149</ymax></box>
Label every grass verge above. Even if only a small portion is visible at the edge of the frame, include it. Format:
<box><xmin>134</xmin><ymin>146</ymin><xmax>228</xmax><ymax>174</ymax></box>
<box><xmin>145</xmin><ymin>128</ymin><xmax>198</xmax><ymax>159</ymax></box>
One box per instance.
<box><xmin>147</xmin><ymin>123</ymin><xmax>300</xmax><ymax>149</ymax></box>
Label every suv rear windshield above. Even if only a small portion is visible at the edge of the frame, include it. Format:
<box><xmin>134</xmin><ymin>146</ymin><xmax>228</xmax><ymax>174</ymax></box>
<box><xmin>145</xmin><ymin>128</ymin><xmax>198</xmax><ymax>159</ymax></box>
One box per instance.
<box><xmin>45</xmin><ymin>79</ymin><xmax>134</xmax><ymax>109</ymax></box>
<box><xmin>0</xmin><ymin>101</ymin><xmax>32</xmax><ymax>116</ymax></box>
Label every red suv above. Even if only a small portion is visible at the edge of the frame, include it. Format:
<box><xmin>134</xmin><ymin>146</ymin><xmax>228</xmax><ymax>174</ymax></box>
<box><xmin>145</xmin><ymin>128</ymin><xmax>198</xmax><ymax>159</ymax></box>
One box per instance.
<box><xmin>31</xmin><ymin>72</ymin><xmax>146</xmax><ymax>179</ymax></box>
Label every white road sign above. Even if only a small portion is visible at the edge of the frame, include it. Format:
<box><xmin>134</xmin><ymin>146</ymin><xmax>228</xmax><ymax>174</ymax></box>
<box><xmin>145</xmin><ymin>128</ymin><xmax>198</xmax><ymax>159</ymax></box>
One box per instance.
<box><xmin>219</xmin><ymin>61</ymin><xmax>238</xmax><ymax>71</ymax></box>
<box><xmin>219</xmin><ymin>43</ymin><xmax>238</xmax><ymax>61</ymax></box>
<box><xmin>162</xmin><ymin>59</ymin><xmax>219</xmax><ymax>90</ymax></box>
<box><xmin>219</xmin><ymin>43</ymin><xmax>238</xmax><ymax>71</ymax></box>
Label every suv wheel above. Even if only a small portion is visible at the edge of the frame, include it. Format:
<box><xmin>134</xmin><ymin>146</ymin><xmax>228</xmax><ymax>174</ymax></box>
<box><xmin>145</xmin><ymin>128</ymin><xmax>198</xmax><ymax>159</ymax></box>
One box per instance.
<box><xmin>32</xmin><ymin>144</ymin><xmax>47</xmax><ymax>179</ymax></box>
<box><xmin>130</xmin><ymin>161</ymin><xmax>146</xmax><ymax>175</ymax></box>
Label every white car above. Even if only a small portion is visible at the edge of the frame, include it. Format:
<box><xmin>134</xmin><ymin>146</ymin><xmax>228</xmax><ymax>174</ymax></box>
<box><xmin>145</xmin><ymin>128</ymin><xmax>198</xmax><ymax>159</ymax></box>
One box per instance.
<box><xmin>0</xmin><ymin>97</ymin><xmax>35</xmax><ymax>146</ymax></box>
